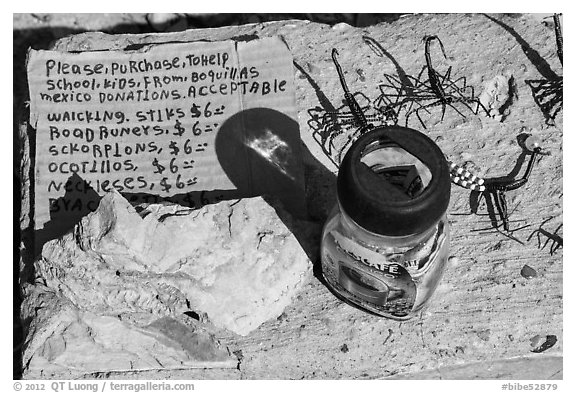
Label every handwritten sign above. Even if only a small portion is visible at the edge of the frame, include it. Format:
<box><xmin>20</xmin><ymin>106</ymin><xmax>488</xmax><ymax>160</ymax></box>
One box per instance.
<box><xmin>27</xmin><ymin>37</ymin><xmax>305</xmax><ymax>232</ymax></box>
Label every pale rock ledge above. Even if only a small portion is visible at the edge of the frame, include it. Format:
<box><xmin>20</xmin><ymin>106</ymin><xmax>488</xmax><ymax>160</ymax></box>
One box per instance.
<box><xmin>21</xmin><ymin>191</ymin><xmax>312</xmax><ymax>377</ymax></box>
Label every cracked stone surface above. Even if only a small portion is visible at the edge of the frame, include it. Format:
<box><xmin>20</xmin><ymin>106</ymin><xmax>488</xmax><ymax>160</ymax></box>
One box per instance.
<box><xmin>16</xmin><ymin>13</ymin><xmax>562</xmax><ymax>379</ymax></box>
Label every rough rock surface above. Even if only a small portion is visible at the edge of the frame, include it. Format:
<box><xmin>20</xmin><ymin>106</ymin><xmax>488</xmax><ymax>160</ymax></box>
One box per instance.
<box><xmin>21</xmin><ymin>191</ymin><xmax>312</xmax><ymax>377</ymax></box>
<box><xmin>479</xmin><ymin>73</ymin><xmax>517</xmax><ymax>121</ymax></box>
<box><xmin>16</xmin><ymin>14</ymin><xmax>562</xmax><ymax>380</ymax></box>
<box><xmin>20</xmin><ymin>286</ymin><xmax>236</xmax><ymax>379</ymax></box>
<box><xmin>31</xmin><ymin>191</ymin><xmax>312</xmax><ymax>333</ymax></box>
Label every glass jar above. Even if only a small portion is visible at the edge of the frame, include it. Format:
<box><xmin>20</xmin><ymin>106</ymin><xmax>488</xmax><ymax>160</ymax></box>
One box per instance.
<box><xmin>320</xmin><ymin>126</ymin><xmax>451</xmax><ymax>320</ymax></box>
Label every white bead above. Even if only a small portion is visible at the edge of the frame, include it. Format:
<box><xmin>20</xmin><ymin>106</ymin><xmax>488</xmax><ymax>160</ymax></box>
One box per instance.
<box><xmin>525</xmin><ymin>135</ymin><xmax>543</xmax><ymax>152</ymax></box>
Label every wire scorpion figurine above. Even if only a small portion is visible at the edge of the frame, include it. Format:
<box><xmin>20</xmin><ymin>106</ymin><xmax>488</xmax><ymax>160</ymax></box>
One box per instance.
<box><xmin>526</xmin><ymin>13</ymin><xmax>563</xmax><ymax>124</ymax></box>
<box><xmin>376</xmin><ymin>35</ymin><xmax>489</xmax><ymax>129</ymax></box>
<box><xmin>527</xmin><ymin>216</ymin><xmax>563</xmax><ymax>255</ymax></box>
<box><xmin>310</xmin><ymin>91</ymin><xmax>384</xmax><ymax>167</ymax></box>
<box><xmin>313</xmin><ymin>46</ymin><xmax>492</xmax><ymax>193</ymax></box>
<box><xmin>310</xmin><ymin>48</ymin><xmax>398</xmax><ymax>167</ymax></box>
<box><xmin>477</xmin><ymin>135</ymin><xmax>545</xmax><ymax>235</ymax></box>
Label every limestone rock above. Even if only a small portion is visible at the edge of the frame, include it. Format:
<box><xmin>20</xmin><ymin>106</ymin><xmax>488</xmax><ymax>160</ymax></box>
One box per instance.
<box><xmin>16</xmin><ymin>14</ymin><xmax>563</xmax><ymax>380</ymax></box>
<box><xmin>479</xmin><ymin>73</ymin><xmax>516</xmax><ymax>120</ymax></box>
<box><xmin>34</xmin><ymin>190</ymin><xmax>312</xmax><ymax>336</ymax></box>
<box><xmin>20</xmin><ymin>284</ymin><xmax>236</xmax><ymax>379</ymax></box>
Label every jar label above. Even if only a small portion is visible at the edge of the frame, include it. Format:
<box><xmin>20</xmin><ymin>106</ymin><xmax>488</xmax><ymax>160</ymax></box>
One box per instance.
<box><xmin>332</xmin><ymin>230</ymin><xmax>390</xmax><ymax>271</ymax></box>
<box><xmin>337</xmin><ymin>260</ymin><xmax>416</xmax><ymax>317</ymax></box>
<box><xmin>331</xmin><ymin>224</ymin><xmax>445</xmax><ymax>277</ymax></box>
<box><xmin>329</xmin><ymin>231</ymin><xmax>417</xmax><ymax>317</ymax></box>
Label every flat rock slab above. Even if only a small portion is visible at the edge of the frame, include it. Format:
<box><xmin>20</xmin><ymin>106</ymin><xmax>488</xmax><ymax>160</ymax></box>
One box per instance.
<box><xmin>21</xmin><ymin>191</ymin><xmax>312</xmax><ymax>378</ymax></box>
<box><xmin>20</xmin><ymin>289</ymin><xmax>237</xmax><ymax>379</ymax></box>
<box><xmin>17</xmin><ymin>14</ymin><xmax>562</xmax><ymax>379</ymax></box>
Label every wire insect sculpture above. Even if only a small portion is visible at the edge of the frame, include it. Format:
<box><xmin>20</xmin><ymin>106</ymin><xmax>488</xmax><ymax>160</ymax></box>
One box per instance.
<box><xmin>308</xmin><ymin>91</ymin><xmax>384</xmax><ymax>167</ymax></box>
<box><xmin>527</xmin><ymin>217</ymin><xmax>563</xmax><ymax>255</ymax></box>
<box><xmin>311</xmin><ymin>45</ymin><xmax>491</xmax><ymax>192</ymax></box>
<box><xmin>526</xmin><ymin>13</ymin><xmax>563</xmax><ymax>124</ymax></box>
<box><xmin>309</xmin><ymin>48</ymin><xmax>397</xmax><ymax>167</ymax></box>
<box><xmin>376</xmin><ymin>35</ymin><xmax>489</xmax><ymax>129</ymax></box>
<box><xmin>470</xmin><ymin>135</ymin><xmax>545</xmax><ymax>243</ymax></box>
<box><xmin>363</xmin><ymin>35</ymin><xmax>491</xmax><ymax>193</ymax></box>
<box><xmin>362</xmin><ymin>35</ymin><xmax>417</xmax><ymax>125</ymax></box>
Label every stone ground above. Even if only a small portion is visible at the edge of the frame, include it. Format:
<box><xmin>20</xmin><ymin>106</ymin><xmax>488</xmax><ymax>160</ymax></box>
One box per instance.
<box><xmin>14</xmin><ymin>13</ymin><xmax>562</xmax><ymax>380</ymax></box>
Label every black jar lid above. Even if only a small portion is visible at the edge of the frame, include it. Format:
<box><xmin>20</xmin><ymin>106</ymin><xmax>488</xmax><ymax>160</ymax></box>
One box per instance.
<box><xmin>337</xmin><ymin>125</ymin><xmax>451</xmax><ymax>236</ymax></box>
